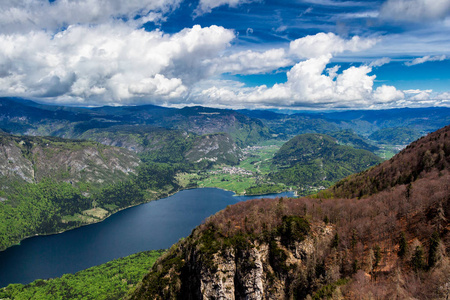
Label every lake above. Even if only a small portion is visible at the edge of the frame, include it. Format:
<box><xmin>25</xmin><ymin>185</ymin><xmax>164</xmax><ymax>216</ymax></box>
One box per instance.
<box><xmin>0</xmin><ymin>188</ymin><xmax>293</xmax><ymax>288</ymax></box>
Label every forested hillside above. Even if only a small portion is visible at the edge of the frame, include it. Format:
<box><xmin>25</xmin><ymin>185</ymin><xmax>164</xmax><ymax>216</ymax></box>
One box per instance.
<box><xmin>132</xmin><ymin>125</ymin><xmax>450</xmax><ymax>299</ymax></box>
<box><xmin>369</xmin><ymin>127</ymin><xmax>423</xmax><ymax>145</ymax></box>
<box><xmin>269</xmin><ymin>133</ymin><xmax>382</xmax><ymax>189</ymax></box>
<box><xmin>0</xmin><ymin>250</ymin><xmax>165</xmax><ymax>300</ymax></box>
<box><xmin>0</xmin><ymin>131</ymin><xmax>184</xmax><ymax>251</ymax></box>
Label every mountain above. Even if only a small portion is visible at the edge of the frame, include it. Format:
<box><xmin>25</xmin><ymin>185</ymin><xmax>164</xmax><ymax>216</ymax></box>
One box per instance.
<box><xmin>0</xmin><ymin>98</ymin><xmax>272</xmax><ymax>147</ymax></box>
<box><xmin>0</xmin><ymin>131</ymin><xmax>139</xmax><ymax>187</ymax></box>
<box><xmin>269</xmin><ymin>133</ymin><xmax>383</xmax><ymax>189</ymax></box>
<box><xmin>258</xmin><ymin>107</ymin><xmax>450</xmax><ymax>141</ymax></box>
<box><xmin>237</xmin><ymin>109</ymin><xmax>285</xmax><ymax>120</ymax></box>
<box><xmin>330</xmin><ymin>124</ymin><xmax>450</xmax><ymax>199</ymax></box>
<box><xmin>131</xmin><ymin>125</ymin><xmax>450</xmax><ymax>299</ymax></box>
<box><xmin>154</xmin><ymin>106</ymin><xmax>271</xmax><ymax>147</ymax></box>
<box><xmin>368</xmin><ymin>127</ymin><xmax>423</xmax><ymax>145</ymax></box>
<box><xmin>184</xmin><ymin>133</ymin><xmax>242</xmax><ymax>165</ymax></box>
<box><xmin>328</xmin><ymin>130</ymin><xmax>379</xmax><ymax>152</ymax></box>
<box><xmin>3</xmin><ymin>97</ymin><xmax>449</xmax><ymax>153</ymax></box>
<box><xmin>77</xmin><ymin>125</ymin><xmax>242</xmax><ymax>166</ymax></box>
<box><xmin>262</xmin><ymin>114</ymin><xmax>342</xmax><ymax>139</ymax></box>
<box><xmin>0</xmin><ymin>131</ymin><xmax>142</xmax><ymax>251</ymax></box>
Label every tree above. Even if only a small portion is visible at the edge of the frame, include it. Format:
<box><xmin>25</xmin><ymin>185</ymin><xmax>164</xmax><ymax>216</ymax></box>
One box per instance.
<box><xmin>436</xmin><ymin>202</ymin><xmax>447</xmax><ymax>232</ymax></box>
<box><xmin>351</xmin><ymin>229</ymin><xmax>358</xmax><ymax>249</ymax></box>
<box><xmin>331</xmin><ymin>232</ymin><xmax>339</xmax><ymax>249</ymax></box>
<box><xmin>411</xmin><ymin>245</ymin><xmax>424</xmax><ymax>272</ymax></box>
<box><xmin>398</xmin><ymin>232</ymin><xmax>407</xmax><ymax>259</ymax></box>
<box><xmin>366</xmin><ymin>249</ymin><xmax>375</xmax><ymax>274</ymax></box>
<box><xmin>422</xmin><ymin>150</ymin><xmax>434</xmax><ymax>171</ymax></box>
<box><xmin>373</xmin><ymin>245</ymin><xmax>381</xmax><ymax>269</ymax></box>
<box><xmin>428</xmin><ymin>231</ymin><xmax>440</xmax><ymax>269</ymax></box>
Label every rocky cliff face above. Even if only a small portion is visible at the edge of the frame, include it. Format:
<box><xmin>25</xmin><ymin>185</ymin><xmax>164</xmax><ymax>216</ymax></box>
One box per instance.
<box><xmin>0</xmin><ymin>132</ymin><xmax>140</xmax><ymax>186</ymax></box>
<box><xmin>185</xmin><ymin>133</ymin><xmax>242</xmax><ymax>165</ymax></box>
<box><xmin>131</xmin><ymin>217</ymin><xmax>335</xmax><ymax>300</ymax></box>
<box><xmin>79</xmin><ymin>127</ymin><xmax>242</xmax><ymax>165</ymax></box>
<box><xmin>192</xmin><ymin>226</ymin><xmax>334</xmax><ymax>300</ymax></box>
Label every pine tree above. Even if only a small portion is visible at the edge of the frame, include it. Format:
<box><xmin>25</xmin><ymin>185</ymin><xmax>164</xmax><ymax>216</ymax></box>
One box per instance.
<box><xmin>351</xmin><ymin>229</ymin><xmax>358</xmax><ymax>249</ymax></box>
<box><xmin>411</xmin><ymin>245</ymin><xmax>424</xmax><ymax>272</ymax></box>
<box><xmin>331</xmin><ymin>232</ymin><xmax>339</xmax><ymax>249</ymax></box>
<box><xmin>428</xmin><ymin>231</ymin><xmax>440</xmax><ymax>269</ymax></box>
<box><xmin>373</xmin><ymin>245</ymin><xmax>382</xmax><ymax>269</ymax></box>
<box><xmin>398</xmin><ymin>232</ymin><xmax>407</xmax><ymax>259</ymax></box>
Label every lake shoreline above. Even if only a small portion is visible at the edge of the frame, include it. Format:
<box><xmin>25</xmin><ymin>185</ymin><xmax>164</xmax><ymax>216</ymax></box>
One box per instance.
<box><xmin>0</xmin><ymin>188</ymin><xmax>294</xmax><ymax>288</ymax></box>
<box><xmin>1</xmin><ymin>186</ymin><xmax>290</xmax><ymax>253</ymax></box>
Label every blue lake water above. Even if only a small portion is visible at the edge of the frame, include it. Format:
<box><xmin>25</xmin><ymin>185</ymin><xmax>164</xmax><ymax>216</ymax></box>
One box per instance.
<box><xmin>0</xmin><ymin>188</ymin><xmax>293</xmax><ymax>288</ymax></box>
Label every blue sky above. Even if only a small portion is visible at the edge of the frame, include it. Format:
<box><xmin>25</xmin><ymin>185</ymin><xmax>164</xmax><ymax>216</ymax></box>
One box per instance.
<box><xmin>0</xmin><ymin>0</ymin><xmax>449</xmax><ymax>109</ymax></box>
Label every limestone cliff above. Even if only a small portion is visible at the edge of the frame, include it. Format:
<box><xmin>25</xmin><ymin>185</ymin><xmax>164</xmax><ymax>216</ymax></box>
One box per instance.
<box><xmin>185</xmin><ymin>133</ymin><xmax>242</xmax><ymax>165</ymax></box>
<box><xmin>130</xmin><ymin>215</ymin><xmax>335</xmax><ymax>300</ymax></box>
<box><xmin>0</xmin><ymin>132</ymin><xmax>139</xmax><ymax>186</ymax></box>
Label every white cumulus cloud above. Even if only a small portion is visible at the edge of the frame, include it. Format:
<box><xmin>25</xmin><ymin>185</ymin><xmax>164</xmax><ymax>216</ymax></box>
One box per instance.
<box><xmin>396</xmin><ymin>89</ymin><xmax>450</xmax><ymax>107</ymax></box>
<box><xmin>289</xmin><ymin>32</ymin><xmax>378</xmax><ymax>59</ymax></box>
<box><xmin>0</xmin><ymin>24</ymin><xmax>235</xmax><ymax>106</ymax></box>
<box><xmin>191</xmin><ymin>34</ymin><xmax>404</xmax><ymax>109</ymax></box>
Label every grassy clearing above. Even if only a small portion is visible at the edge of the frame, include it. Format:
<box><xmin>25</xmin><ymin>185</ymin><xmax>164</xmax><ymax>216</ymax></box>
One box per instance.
<box><xmin>82</xmin><ymin>208</ymin><xmax>109</xmax><ymax>219</ymax></box>
<box><xmin>240</xmin><ymin>142</ymin><xmax>284</xmax><ymax>175</ymax></box>
<box><xmin>197</xmin><ymin>174</ymin><xmax>256</xmax><ymax>195</ymax></box>
<box><xmin>375</xmin><ymin>144</ymin><xmax>404</xmax><ymax>160</ymax></box>
<box><xmin>177</xmin><ymin>141</ymin><xmax>286</xmax><ymax>195</ymax></box>
<box><xmin>61</xmin><ymin>213</ymin><xmax>97</xmax><ymax>224</ymax></box>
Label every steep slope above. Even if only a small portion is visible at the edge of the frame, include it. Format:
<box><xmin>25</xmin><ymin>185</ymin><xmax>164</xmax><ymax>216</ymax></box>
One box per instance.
<box><xmin>269</xmin><ymin>133</ymin><xmax>382</xmax><ymax>188</ymax></box>
<box><xmin>0</xmin><ymin>132</ymin><xmax>139</xmax><ymax>186</ymax></box>
<box><xmin>132</xmin><ymin>125</ymin><xmax>450</xmax><ymax>300</ymax></box>
<box><xmin>78</xmin><ymin>126</ymin><xmax>242</xmax><ymax>165</ymax></box>
<box><xmin>131</xmin><ymin>213</ymin><xmax>334</xmax><ymax>300</ymax></box>
<box><xmin>77</xmin><ymin>125</ymin><xmax>192</xmax><ymax>157</ymax></box>
<box><xmin>0</xmin><ymin>132</ymin><xmax>143</xmax><ymax>250</ymax></box>
<box><xmin>328</xmin><ymin>130</ymin><xmax>379</xmax><ymax>152</ymax></box>
<box><xmin>184</xmin><ymin>133</ymin><xmax>242</xmax><ymax>165</ymax></box>
<box><xmin>330</xmin><ymin>124</ymin><xmax>450</xmax><ymax>199</ymax></box>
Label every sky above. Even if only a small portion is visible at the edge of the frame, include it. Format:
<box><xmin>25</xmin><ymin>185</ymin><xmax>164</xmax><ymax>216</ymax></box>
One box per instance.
<box><xmin>0</xmin><ymin>0</ymin><xmax>449</xmax><ymax>110</ymax></box>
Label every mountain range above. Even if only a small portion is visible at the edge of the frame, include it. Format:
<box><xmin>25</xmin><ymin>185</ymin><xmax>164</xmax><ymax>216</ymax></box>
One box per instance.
<box><xmin>2</xmin><ymin>97</ymin><xmax>450</xmax><ymax>146</ymax></box>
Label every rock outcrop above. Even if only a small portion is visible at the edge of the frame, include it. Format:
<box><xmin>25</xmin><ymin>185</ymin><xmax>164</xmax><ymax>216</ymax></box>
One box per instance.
<box><xmin>131</xmin><ymin>218</ymin><xmax>334</xmax><ymax>300</ymax></box>
<box><xmin>185</xmin><ymin>133</ymin><xmax>242</xmax><ymax>165</ymax></box>
<box><xmin>0</xmin><ymin>132</ymin><xmax>139</xmax><ymax>186</ymax></box>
